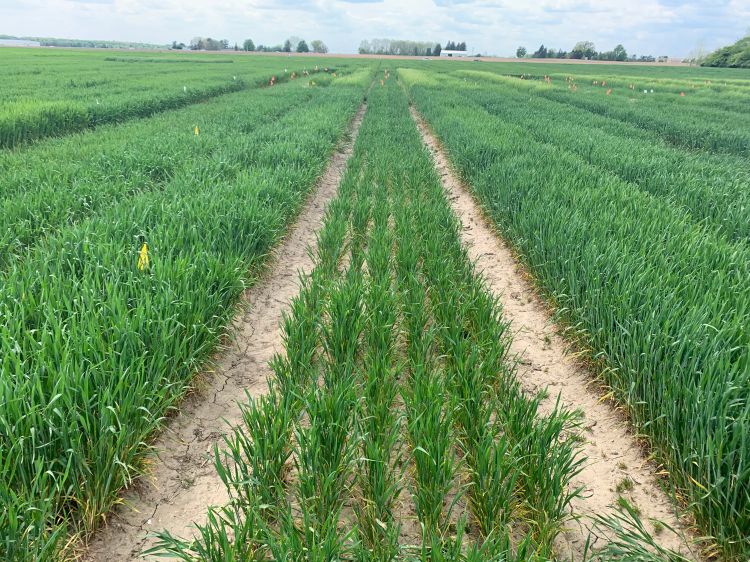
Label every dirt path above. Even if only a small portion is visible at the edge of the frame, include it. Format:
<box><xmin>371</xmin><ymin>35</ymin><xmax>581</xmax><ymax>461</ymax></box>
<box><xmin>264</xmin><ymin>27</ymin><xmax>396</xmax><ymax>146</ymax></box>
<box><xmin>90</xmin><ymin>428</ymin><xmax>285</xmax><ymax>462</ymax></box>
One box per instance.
<box><xmin>410</xmin><ymin>106</ymin><xmax>697</xmax><ymax>561</ymax></box>
<box><xmin>84</xmin><ymin>102</ymin><xmax>366</xmax><ymax>562</ymax></box>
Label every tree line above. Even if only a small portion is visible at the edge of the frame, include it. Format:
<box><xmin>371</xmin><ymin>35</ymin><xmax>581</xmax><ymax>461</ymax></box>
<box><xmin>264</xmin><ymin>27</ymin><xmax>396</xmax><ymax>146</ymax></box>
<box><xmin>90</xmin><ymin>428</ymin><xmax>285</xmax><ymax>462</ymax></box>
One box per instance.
<box><xmin>443</xmin><ymin>41</ymin><xmax>467</xmax><ymax>51</ymax></box>
<box><xmin>243</xmin><ymin>37</ymin><xmax>328</xmax><ymax>54</ymax></box>
<box><xmin>701</xmin><ymin>34</ymin><xmax>750</xmax><ymax>68</ymax></box>
<box><xmin>172</xmin><ymin>36</ymin><xmax>328</xmax><ymax>54</ymax></box>
<box><xmin>516</xmin><ymin>41</ymin><xmax>664</xmax><ymax>62</ymax></box>
<box><xmin>358</xmin><ymin>39</ymin><xmax>469</xmax><ymax>56</ymax></box>
<box><xmin>182</xmin><ymin>37</ymin><xmax>230</xmax><ymax>51</ymax></box>
<box><xmin>0</xmin><ymin>34</ymin><xmax>165</xmax><ymax>49</ymax></box>
<box><xmin>173</xmin><ymin>36</ymin><xmax>473</xmax><ymax>57</ymax></box>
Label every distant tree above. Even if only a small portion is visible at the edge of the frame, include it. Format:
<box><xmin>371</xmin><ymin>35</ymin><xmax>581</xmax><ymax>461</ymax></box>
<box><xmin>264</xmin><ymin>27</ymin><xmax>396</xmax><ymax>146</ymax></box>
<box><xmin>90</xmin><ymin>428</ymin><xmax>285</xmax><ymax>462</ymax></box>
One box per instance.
<box><xmin>12</xmin><ymin>36</ymin><xmax>164</xmax><ymax>49</ymax></box>
<box><xmin>613</xmin><ymin>44</ymin><xmax>627</xmax><ymax>61</ymax></box>
<box><xmin>441</xmin><ymin>40</ymin><xmax>467</xmax><ymax>52</ymax></box>
<box><xmin>434</xmin><ymin>43</ymin><xmax>442</xmax><ymax>56</ymax></box>
<box><xmin>297</xmin><ymin>40</ymin><xmax>309</xmax><ymax>53</ymax></box>
<box><xmin>285</xmin><ymin>36</ymin><xmax>303</xmax><ymax>52</ymax></box>
<box><xmin>571</xmin><ymin>40</ymin><xmax>596</xmax><ymax>59</ymax></box>
<box><xmin>556</xmin><ymin>49</ymin><xmax>567</xmax><ymax>58</ymax></box>
<box><xmin>190</xmin><ymin>37</ymin><xmax>223</xmax><ymax>51</ymax></box>
<box><xmin>310</xmin><ymin>39</ymin><xmax>328</xmax><ymax>53</ymax></box>
<box><xmin>233</xmin><ymin>43</ymin><xmax>239</xmax><ymax>51</ymax></box>
<box><xmin>243</xmin><ymin>38</ymin><xmax>255</xmax><ymax>51</ymax></box>
<box><xmin>358</xmin><ymin>38</ymin><xmax>437</xmax><ymax>56</ymax></box>
<box><xmin>191</xmin><ymin>37</ymin><xmax>221</xmax><ymax>50</ymax></box>
<box><xmin>533</xmin><ymin>44</ymin><xmax>548</xmax><ymax>58</ymax></box>
<box><xmin>701</xmin><ymin>34</ymin><xmax>750</xmax><ymax>67</ymax></box>
<box><xmin>221</xmin><ymin>39</ymin><xmax>229</xmax><ymax>50</ymax></box>
<box><xmin>516</xmin><ymin>46</ymin><xmax>527</xmax><ymax>58</ymax></box>
<box><xmin>283</xmin><ymin>39</ymin><xmax>292</xmax><ymax>52</ymax></box>
<box><xmin>256</xmin><ymin>44</ymin><xmax>264</xmax><ymax>52</ymax></box>
<box><xmin>596</xmin><ymin>44</ymin><xmax>627</xmax><ymax>61</ymax></box>
<box><xmin>171</xmin><ymin>41</ymin><xmax>184</xmax><ymax>50</ymax></box>
<box><xmin>686</xmin><ymin>41</ymin><xmax>707</xmax><ymax>65</ymax></box>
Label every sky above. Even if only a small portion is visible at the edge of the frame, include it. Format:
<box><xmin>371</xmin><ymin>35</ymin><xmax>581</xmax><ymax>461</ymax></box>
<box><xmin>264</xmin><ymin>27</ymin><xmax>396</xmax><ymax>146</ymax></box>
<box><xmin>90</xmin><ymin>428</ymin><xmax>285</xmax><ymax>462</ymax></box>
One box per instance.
<box><xmin>1</xmin><ymin>0</ymin><xmax>748</xmax><ymax>58</ymax></box>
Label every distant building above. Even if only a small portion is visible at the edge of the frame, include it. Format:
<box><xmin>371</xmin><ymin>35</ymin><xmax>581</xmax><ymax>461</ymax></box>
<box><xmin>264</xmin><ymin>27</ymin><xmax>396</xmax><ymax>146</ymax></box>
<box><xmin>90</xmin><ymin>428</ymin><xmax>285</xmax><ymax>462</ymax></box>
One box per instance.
<box><xmin>0</xmin><ymin>39</ymin><xmax>41</xmax><ymax>47</ymax></box>
<box><xmin>657</xmin><ymin>55</ymin><xmax>669</xmax><ymax>63</ymax></box>
<box><xmin>440</xmin><ymin>49</ymin><xmax>469</xmax><ymax>58</ymax></box>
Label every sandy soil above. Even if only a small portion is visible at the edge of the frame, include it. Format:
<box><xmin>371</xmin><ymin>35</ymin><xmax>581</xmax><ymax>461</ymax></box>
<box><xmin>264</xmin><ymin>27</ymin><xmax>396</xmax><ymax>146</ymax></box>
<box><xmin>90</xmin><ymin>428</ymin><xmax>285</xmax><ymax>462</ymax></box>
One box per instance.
<box><xmin>83</xmin><ymin>102</ymin><xmax>367</xmax><ymax>562</ymax></box>
<box><xmin>410</xmin><ymin>106</ymin><xmax>698</xmax><ymax>561</ymax></box>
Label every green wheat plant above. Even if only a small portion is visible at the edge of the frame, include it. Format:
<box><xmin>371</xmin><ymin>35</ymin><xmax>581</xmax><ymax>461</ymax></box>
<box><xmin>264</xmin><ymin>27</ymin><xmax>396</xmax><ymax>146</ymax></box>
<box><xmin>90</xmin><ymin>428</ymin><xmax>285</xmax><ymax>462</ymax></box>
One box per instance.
<box><xmin>407</xmin><ymin>69</ymin><xmax>750</xmax><ymax>560</ymax></box>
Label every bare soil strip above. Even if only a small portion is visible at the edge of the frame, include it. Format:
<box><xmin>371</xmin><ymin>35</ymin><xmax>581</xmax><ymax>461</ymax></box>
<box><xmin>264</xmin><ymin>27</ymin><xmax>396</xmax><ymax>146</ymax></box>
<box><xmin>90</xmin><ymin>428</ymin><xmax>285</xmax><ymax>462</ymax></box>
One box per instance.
<box><xmin>84</xmin><ymin>102</ymin><xmax>367</xmax><ymax>562</ymax></box>
<box><xmin>410</xmin><ymin>106</ymin><xmax>697</xmax><ymax>561</ymax></box>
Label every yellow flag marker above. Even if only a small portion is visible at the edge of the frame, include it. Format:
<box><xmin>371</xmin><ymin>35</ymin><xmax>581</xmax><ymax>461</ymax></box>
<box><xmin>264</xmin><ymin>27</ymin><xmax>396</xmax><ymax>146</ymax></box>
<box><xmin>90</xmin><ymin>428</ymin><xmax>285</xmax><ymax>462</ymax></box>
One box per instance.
<box><xmin>194</xmin><ymin>126</ymin><xmax>200</xmax><ymax>136</ymax></box>
<box><xmin>137</xmin><ymin>243</ymin><xmax>150</xmax><ymax>271</ymax></box>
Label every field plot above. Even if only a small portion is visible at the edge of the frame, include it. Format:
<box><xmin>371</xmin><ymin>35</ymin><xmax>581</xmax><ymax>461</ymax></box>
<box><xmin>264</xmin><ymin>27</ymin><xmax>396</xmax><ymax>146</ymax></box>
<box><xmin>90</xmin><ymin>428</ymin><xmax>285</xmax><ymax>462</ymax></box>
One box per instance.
<box><xmin>85</xmin><ymin>93</ymin><xmax>369</xmax><ymax>562</ymax></box>
<box><xmin>0</xmin><ymin>48</ymin><xmax>359</xmax><ymax>148</ymax></box>
<box><xmin>0</xmin><ymin>63</ymin><xmax>372</xmax><ymax>559</ymax></box>
<box><xmin>439</xmin><ymin>71</ymin><xmax>750</xmax><ymax>243</ymax></box>
<box><xmin>403</xmin><ymin>63</ymin><xmax>750</xmax><ymax>560</ymax></box>
<box><xmin>147</xmin><ymin>74</ymin><xmax>589</xmax><ymax>562</ymax></box>
<box><xmin>2</xmin><ymin>49</ymin><xmax>750</xmax><ymax>562</ymax></box>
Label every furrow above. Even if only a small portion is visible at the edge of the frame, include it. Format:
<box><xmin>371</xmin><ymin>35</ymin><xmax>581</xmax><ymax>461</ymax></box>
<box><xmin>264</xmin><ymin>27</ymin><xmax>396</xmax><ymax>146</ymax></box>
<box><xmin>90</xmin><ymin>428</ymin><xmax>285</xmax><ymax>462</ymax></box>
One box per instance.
<box><xmin>410</xmin><ymin>105</ymin><xmax>699</xmax><ymax>562</ymax></box>
<box><xmin>83</xmin><ymin>102</ymin><xmax>367</xmax><ymax>562</ymax></box>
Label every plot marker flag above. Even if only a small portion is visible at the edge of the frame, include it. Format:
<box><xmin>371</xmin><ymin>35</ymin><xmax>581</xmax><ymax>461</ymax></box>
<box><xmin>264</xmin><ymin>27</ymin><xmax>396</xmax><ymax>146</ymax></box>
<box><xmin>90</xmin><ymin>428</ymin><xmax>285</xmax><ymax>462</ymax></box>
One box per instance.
<box><xmin>194</xmin><ymin>126</ymin><xmax>200</xmax><ymax>136</ymax></box>
<box><xmin>137</xmin><ymin>243</ymin><xmax>150</xmax><ymax>271</ymax></box>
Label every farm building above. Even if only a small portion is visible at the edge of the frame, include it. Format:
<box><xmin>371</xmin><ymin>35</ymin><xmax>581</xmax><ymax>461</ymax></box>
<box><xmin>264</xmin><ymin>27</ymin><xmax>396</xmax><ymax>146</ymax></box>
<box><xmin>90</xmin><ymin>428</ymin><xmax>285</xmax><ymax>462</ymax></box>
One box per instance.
<box><xmin>440</xmin><ymin>49</ymin><xmax>469</xmax><ymax>57</ymax></box>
